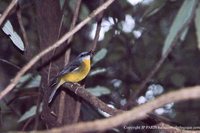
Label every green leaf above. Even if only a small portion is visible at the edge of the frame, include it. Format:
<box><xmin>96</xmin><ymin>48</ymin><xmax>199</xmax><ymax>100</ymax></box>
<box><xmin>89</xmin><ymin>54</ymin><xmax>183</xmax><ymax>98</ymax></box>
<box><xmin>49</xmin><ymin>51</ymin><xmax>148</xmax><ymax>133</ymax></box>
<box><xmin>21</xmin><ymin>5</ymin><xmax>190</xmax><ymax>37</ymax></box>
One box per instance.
<box><xmin>2</xmin><ymin>19</ymin><xmax>25</xmax><ymax>51</ymax></box>
<box><xmin>162</xmin><ymin>0</ymin><xmax>198</xmax><ymax>56</ymax></box>
<box><xmin>18</xmin><ymin>103</ymin><xmax>43</xmax><ymax>123</ymax></box>
<box><xmin>69</xmin><ymin>0</ymin><xmax>76</xmax><ymax>11</ymax></box>
<box><xmin>69</xmin><ymin>2</ymin><xmax>89</xmax><ymax>21</ymax></box>
<box><xmin>180</xmin><ymin>27</ymin><xmax>189</xmax><ymax>41</ymax></box>
<box><xmin>16</xmin><ymin>73</ymin><xmax>41</xmax><ymax>89</ymax></box>
<box><xmin>195</xmin><ymin>3</ymin><xmax>200</xmax><ymax>50</ymax></box>
<box><xmin>89</xmin><ymin>68</ymin><xmax>106</xmax><ymax>76</ymax></box>
<box><xmin>87</xmin><ymin>86</ymin><xmax>111</xmax><ymax>97</ymax></box>
<box><xmin>59</xmin><ymin>0</ymin><xmax>65</xmax><ymax>9</ymax></box>
<box><xmin>92</xmin><ymin>48</ymin><xmax>107</xmax><ymax>65</ymax></box>
<box><xmin>79</xmin><ymin>4</ymin><xmax>89</xmax><ymax>20</ymax></box>
<box><xmin>142</xmin><ymin>0</ymin><xmax>167</xmax><ymax>19</ymax></box>
<box><xmin>170</xmin><ymin>73</ymin><xmax>186</xmax><ymax>87</ymax></box>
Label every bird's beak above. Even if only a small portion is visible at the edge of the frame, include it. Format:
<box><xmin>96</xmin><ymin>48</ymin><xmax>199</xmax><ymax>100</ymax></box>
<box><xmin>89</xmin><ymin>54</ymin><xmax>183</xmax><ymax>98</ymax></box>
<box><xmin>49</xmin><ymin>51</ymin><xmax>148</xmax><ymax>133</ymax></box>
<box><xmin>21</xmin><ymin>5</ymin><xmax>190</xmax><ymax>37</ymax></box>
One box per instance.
<box><xmin>88</xmin><ymin>50</ymin><xmax>94</xmax><ymax>56</ymax></box>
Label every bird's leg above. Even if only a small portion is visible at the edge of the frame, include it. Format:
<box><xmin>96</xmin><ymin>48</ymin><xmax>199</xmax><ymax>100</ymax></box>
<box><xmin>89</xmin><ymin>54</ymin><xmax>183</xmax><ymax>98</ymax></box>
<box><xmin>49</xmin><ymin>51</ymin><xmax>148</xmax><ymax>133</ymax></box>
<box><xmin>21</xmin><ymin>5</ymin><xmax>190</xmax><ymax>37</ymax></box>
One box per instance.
<box><xmin>70</xmin><ymin>82</ymin><xmax>74</xmax><ymax>88</ymax></box>
<box><xmin>73</xmin><ymin>83</ymin><xmax>81</xmax><ymax>94</ymax></box>
<box><xmin>73</xmin><ymin>82</ymin><xmax>81</xmax><ymax>86</ymax></box>
<box><xmin>75</xmin><ymin>87</ymin><xmax>80</xmax><ymax>94</ymax></box>
<box><xmin>67</xmin><ymin>82</ymin><xmax>81</xmax><ymax>94</ymax></box>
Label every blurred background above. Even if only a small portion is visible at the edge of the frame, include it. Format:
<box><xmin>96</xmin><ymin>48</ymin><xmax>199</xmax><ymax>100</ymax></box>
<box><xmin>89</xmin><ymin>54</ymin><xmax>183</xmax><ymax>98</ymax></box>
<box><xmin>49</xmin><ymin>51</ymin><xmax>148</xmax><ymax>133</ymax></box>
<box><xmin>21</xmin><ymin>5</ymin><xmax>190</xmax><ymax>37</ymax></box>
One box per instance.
<box><xmin>0</xmin><ymin>0</ymin><xmax>200</xmax><ymax>132</ymax></box>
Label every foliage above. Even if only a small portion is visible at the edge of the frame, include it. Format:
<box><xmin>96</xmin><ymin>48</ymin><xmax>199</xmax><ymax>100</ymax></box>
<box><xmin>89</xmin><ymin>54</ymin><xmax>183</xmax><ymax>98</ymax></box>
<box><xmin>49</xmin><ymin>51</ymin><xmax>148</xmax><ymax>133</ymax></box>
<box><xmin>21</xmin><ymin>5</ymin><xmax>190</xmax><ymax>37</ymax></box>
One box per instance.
<box><xmin>0</xmin><ymin>0</ymin><xmax>200</xmax><ymax>132</ymax></box>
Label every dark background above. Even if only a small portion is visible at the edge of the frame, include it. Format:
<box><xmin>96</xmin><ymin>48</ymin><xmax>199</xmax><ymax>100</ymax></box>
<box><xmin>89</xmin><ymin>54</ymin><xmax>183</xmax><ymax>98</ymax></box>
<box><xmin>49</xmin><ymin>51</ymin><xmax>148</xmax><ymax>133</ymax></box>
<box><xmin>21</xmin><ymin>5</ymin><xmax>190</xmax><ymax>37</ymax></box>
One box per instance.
<box><xmin>0</xmin><ymin>0</ymin><xmax>200</xmax><ymax>132</ymax></box>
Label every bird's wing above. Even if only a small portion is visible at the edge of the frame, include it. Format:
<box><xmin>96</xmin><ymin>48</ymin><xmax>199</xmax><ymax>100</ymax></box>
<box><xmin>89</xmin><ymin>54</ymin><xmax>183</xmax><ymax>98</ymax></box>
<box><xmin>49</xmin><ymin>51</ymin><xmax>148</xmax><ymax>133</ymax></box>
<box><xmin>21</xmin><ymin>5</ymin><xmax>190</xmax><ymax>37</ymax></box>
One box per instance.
<box><xmin>48</xmin><ymin>58</ymin><xmax>81</xmax><ymax>104</ymax></box>
<box><xmin>49</xmin><ymin>59</ymin><xmax>80</xmax><ymax>87</ymax></box>
<box><xmin>57</xmin><ymin>59</ymin><xmax>81</xmax><ymax>77</ymax></box>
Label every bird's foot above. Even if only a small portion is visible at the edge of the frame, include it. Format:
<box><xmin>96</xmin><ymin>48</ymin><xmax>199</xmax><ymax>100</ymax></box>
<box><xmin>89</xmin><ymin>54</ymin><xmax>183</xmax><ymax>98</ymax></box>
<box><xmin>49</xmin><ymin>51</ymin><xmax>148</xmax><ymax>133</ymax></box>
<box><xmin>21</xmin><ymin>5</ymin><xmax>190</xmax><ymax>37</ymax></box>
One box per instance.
<box><xmin>73</xmin><ymin>82</ymin><xmax>81</xmax><ymax>87</ymax></box>
<box><xmin>74</xmin><ymin>83</ymin><xmax>82</xmax><ymax>94</ymax></box>
<box><xmin>75</xmin><ymin>87</ymin><xmax>80</xmax><ymax>94</ymax></box>
<box><xmin>69</xmin><ymin>82</ymin><xmax>80</xmax><ymax>88</ymax></box>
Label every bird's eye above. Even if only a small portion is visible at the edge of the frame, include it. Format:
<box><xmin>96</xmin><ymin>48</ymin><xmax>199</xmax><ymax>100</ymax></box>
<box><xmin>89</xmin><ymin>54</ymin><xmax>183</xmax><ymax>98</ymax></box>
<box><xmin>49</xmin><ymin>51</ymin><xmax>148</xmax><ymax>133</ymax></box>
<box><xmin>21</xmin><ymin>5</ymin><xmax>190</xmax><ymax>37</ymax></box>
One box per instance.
<box><xmin>78</xmin><ymin>51</ymin><xmax>90</xmax><ymax>58</ymax></box>
<box><xmin>79</xmin><ymin>52</ymin><xmax>87</xmax><ymax>57</ymax></box>
<box><xmin>80</xmin><ymin>54</ymin><xmax>84</xmax><ymax>57</ymax></box>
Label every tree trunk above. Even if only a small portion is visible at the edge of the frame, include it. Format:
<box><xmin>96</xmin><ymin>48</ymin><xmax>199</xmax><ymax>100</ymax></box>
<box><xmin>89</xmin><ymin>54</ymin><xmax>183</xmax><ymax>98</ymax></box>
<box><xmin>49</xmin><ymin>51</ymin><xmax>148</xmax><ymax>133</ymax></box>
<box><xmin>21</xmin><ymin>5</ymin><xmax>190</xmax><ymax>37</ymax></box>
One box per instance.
<box><xmin>34</xmin><ymin>0</ymin><xmax>80</xmax><ymax>128</ymax></box>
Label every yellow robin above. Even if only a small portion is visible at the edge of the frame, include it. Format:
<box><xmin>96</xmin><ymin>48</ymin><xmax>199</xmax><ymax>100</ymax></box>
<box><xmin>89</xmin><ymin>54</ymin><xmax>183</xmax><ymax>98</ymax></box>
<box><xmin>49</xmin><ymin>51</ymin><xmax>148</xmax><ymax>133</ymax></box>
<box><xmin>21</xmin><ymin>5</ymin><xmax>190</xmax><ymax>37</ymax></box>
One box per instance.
<box><xmin>48</xmin><ymin>51</ymin><xmax>92</xmax><ymax>103</ymax></box>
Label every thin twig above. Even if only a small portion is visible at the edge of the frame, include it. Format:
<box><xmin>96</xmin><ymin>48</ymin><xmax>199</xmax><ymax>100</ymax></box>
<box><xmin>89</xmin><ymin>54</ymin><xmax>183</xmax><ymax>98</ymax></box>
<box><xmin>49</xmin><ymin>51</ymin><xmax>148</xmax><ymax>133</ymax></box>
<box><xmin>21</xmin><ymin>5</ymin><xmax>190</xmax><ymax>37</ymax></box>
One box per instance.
<box><xmin>12</xmin><ymin>85</ymin><xmax>200</xmax><ymax>133</ymax></box>
<box><xmin>67</xmin><ymin>0</ymin><xmax>82</xmax><ymax>45</ymax></box>
<box><xmin>34</xmin><ymin>93</ymin><xmax>42</xmax><ymax>130</ymax></box>
<box><xmin>3</xmin><ymin>99</ymin><xmax>20</xmax><ymax>116</ymax></box>
<box><xmin>0</xmin><ymin>0</ymin><xmax>18</xmax><ymax>26</ymax></box>
<box><xmin>91</xmin><ymin>0</ymin><xmax>104</xmax><ymax>52</ymax></box>
<box><xmin>57</xmin><ymin>0</ymin><xmax>68</xmax><ymax>38</ymax></box>
<box><xmin>17</xmin><ymin>8</ymin><xmax>29</xmax><ymax>51</ymax></box>
<box><xmin>0</xmin><ymin>0</ymin><xmax>115</xmax><ymax>101</ymax></box>
<box><xmin>0</xmin><ymin>58</ymin><xmax>20</xmax><ymax>69</ymax></box>
<box><xmin>22</xmin><ymin>118</ymin><xmax>34</xmax><ymax>131</ymax></box>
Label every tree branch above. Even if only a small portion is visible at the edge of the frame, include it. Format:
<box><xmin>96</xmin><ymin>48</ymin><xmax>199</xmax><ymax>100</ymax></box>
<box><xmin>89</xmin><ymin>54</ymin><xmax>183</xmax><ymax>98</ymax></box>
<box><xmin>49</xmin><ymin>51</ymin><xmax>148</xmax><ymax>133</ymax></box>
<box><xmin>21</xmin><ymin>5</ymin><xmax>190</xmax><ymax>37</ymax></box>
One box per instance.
<box><xmin>0</xmin><ymin>58</ymin><xmax>20</xmax><ymax>70</ymax></box>
<box><xmin>11</xmin><ymin>85</ymin><xmax>200</xmax><ymax>133</ymax></box>
<box><xmin>0</xmin><ymin>0</ymin><xmax>18</xmax><ymax>26</ymax></box>
<box><xmin>0</xmin><ymin>0</ymin><xmax>115</xmax><ymax>101</ymax></box>
<box><xmin>64</xmin><ymin>83</ymin><xmax>123</xmax><ymax>116</ymax></box>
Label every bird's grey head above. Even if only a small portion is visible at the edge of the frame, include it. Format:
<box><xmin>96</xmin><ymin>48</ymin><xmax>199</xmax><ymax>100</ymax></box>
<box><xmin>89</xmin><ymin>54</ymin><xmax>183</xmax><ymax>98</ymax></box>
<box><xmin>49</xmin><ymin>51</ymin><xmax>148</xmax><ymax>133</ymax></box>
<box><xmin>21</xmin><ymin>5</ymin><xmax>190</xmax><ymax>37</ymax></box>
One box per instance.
<box><xmin>78</xmin><ymin>51</ymin><xmax>92</xmax><ymax>61</ymax></box>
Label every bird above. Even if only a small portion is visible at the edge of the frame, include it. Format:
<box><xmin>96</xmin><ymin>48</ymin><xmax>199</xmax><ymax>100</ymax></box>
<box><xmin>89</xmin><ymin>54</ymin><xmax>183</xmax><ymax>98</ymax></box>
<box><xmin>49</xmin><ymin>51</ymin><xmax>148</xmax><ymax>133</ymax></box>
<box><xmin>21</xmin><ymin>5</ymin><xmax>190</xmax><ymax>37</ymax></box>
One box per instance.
<box><xmin>48</xmin><ymin>51</ymin><xmax>93</xmax><ymax>104</ymax></box>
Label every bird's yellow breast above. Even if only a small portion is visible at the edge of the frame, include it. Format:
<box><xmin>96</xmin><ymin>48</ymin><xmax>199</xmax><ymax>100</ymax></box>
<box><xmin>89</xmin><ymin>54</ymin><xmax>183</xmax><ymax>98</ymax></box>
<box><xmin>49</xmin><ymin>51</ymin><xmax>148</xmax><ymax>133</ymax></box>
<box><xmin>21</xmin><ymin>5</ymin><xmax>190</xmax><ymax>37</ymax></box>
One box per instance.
<box><xmin>62</xmin><ymin>59</ymin><xmax>91</xmax><ymax>82</ymax></box>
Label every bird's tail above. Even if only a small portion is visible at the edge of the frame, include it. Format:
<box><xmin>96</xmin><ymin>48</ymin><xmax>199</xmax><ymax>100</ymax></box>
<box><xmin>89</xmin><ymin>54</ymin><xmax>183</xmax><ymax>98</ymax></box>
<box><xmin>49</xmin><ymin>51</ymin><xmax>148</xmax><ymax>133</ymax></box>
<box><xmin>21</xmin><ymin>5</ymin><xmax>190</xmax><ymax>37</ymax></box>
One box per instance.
<box><xmin>48</xmin><ymin>79</ymin><xmax>65</xmax><ymax>104</ymax></box>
